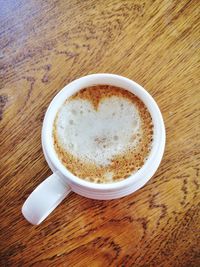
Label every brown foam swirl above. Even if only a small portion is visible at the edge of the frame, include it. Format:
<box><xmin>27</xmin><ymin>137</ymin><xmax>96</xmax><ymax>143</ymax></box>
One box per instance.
<box><xmin>53</xmin><ymin>85</ymin><xmax>153</xmax><ymax>183</ymax></box>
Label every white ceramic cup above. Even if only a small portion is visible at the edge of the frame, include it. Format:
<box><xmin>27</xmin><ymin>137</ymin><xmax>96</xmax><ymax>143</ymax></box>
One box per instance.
<box><xmin>22</xmin><ymin>74</ymin><xmax>165</xmax><ymax>225</ymax></box>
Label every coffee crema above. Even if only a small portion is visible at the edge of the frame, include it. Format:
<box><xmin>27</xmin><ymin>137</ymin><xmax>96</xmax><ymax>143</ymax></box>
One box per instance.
<box><xmin>53</xmin><ymin>85</ymin><xmax>153</xmax><ymax>183</ymax></box>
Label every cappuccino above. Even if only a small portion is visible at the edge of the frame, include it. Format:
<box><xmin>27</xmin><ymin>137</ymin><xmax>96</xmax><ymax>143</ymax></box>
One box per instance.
<box><xmin>53</xmin><ymin>85</ymin><xmax>153</xmax><ymax>183</ymax></box>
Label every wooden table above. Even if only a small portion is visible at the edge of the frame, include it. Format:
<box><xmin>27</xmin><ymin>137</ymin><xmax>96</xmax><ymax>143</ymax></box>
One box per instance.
<box><xmin>1</xmin><ymin>0</ymin><xmax>199</xmax><ymax>266</ymax></box>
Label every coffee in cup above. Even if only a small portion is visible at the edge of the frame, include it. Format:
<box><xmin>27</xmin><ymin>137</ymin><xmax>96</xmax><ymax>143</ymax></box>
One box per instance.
<box><xmin>53</xmin><ymin>85</ymin><xmax>153</xmax><ymax>183</ymax></box>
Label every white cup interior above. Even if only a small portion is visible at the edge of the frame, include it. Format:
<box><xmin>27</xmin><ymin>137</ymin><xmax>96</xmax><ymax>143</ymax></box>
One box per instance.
<box><xmin>42</xmin><ymin>74</ymin><xmax>165</xmax><ymax>190</ymax></box>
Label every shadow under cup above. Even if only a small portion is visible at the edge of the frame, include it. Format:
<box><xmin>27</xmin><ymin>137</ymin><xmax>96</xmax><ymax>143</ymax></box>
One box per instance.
<box><xmin>42</xmin><ymin>74</ymin><xmax>165</xmax><ymax>199</ymax></box>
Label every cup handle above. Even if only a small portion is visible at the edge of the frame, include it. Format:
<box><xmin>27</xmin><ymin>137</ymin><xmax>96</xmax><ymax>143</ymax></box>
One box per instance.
<box><xmin>22</xmin><ymin>173</ymin><xmax>71</xmax><ymax>225</ymax></box>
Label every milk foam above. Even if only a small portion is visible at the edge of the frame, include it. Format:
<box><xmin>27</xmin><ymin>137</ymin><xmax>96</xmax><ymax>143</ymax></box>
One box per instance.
<box><xmin>55</xmin><ymin>96</ymin><xmax>142</xmax><ymax>166</ymax></box>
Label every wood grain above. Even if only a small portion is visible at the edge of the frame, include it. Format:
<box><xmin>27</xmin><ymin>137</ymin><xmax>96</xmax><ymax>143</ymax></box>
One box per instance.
<box><xmin>0</xmin><ymin>0</ymin><xmax>200</xmax><ymax>266</ymax></box>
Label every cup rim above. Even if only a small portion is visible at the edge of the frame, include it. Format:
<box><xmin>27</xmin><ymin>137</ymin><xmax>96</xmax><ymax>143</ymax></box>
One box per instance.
<box><xmin>42</xmin><ymin>73</ymin><xmax>165</xmax><ymax>190</ymax></box>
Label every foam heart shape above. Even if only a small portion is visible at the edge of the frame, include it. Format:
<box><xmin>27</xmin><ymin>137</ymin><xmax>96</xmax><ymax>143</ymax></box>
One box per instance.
<box><xmin>56</xmin><ymin>96</ymin><xmax>141</xmax><ymax>166</ymax></box>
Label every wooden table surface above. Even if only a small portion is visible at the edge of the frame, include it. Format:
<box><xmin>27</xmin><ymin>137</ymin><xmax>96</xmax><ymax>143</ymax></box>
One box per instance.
<box><xmin>1</xmin><ymin>0</ymin><xmax>200</xmax><ymax>266</ymax></box>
